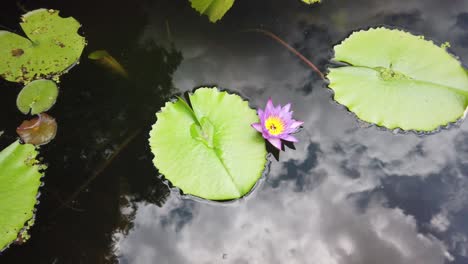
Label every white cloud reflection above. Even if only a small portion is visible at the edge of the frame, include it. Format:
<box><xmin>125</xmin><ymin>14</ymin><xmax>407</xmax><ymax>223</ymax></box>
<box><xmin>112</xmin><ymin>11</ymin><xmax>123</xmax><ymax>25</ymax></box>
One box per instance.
<box><xmin>113</xmin><ymin>0</ymin><xmax>468</xmax><ymax>263</ymax></box>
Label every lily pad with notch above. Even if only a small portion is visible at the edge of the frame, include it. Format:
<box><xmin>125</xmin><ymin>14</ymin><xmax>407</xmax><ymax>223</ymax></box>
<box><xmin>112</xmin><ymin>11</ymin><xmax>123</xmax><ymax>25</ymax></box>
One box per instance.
<box><xmin>327</xmin><ymin>27</ymin><xmax>468</xmax><ymax>132</ymax></box>
<box><xmin>149</xmin><ymin>87</ymin><xmax>267</xmax><ymax>201</ymax></box>
<box><xmin>0</xmin><ymin>9</ymin><xmax>85</xmax><ymax>83</ymax></box>
<box><xmin>16</xmin><ymin>79</ymin><xmax>58</xmax><ymax>114</ymax></box>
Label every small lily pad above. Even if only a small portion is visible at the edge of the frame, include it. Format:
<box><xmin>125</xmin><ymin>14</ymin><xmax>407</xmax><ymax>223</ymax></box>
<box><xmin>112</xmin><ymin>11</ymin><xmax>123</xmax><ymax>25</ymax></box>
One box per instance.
<box><xmin>0</xmin><ymin>141</ymin><xmax>43</xmax><ymax>251</ymax></box>
<box><xmin>327</xmin><ymin>27</ymin><xmax>468</xmax><ymax>132</ymax></box>
<box><xmin>16</xmin><ymin>113</ymin><xmax>57</xmax><ymax>146</ymax></box>
<box><xmin>189</xmin><ymin>0</ymin><xmax>235</xmax><ymax>23</ymax></box>
<box><xmin>17</xmin><ymin>79</ymin><xmax>58</xmax><ymax>114</ymax></box>
<box><xmin>149</xmin><ymin>88</ymin><xmax>267</xmax><ymax>201</ymax></box>
<box><xmin>0</xmin><ymin>9</ymin><xmax>85</xmax><ymax>83</ymax></box>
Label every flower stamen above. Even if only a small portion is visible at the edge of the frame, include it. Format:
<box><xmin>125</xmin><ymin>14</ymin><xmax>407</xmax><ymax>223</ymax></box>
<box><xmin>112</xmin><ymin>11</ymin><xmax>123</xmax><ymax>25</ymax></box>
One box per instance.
<box><xmin>265</xmin><ymin>116</ymin><xmax>284</xmax><ymax>135</ymax></box>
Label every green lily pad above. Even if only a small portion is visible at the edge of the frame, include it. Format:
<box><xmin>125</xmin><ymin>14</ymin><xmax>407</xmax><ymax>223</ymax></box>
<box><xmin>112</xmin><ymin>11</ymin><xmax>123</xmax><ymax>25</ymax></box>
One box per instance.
<box><xmin>149</xmin><ymin>88</ymin><xmax>267</xmax><ymax>200</ymax></box>
<box><xmin>16</xmin><ymin>79</ymin><xmax>58</xmax><ymax>114</ymax></box>
<box><xmin>0</xmin><ymin>9</ymin><xmax>85</xmax><ymax>83</ymax></box>
<box><xmin>302</xmin><ymin>0</ymin><xmax>321</xmax><ymax>4</ymax></box>
<box><xmin>0</xmin><ymin>141</ymin><xmax>43</xmax><ymax>251</ymax></box>
<box><xmin>327</xmin><ymin>27</ymin><xmax>468</xmax><ymax>132</ymax></box>
<box><xmin>189</xmin><ymin>0</ymin><xmax>235</xmax><ymax>23</ymax></box>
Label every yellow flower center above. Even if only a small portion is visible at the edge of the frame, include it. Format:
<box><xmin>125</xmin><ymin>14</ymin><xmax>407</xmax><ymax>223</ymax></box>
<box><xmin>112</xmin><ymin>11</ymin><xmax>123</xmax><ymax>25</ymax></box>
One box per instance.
<box><xmin>265</xmin><ymin>116</ymin><xmax>284</xmax><ymax>135</ymax></box>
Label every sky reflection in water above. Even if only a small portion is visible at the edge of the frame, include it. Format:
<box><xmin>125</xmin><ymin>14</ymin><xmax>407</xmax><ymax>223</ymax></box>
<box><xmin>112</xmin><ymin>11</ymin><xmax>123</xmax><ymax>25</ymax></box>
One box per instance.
<box><xmin>113</xmin><ymin>0</ymin><xmax>468</xmax><ymax>263</ymax></box>
<box><xmin>0</xmin><ymin>0</ymin><xmax>467</xmax><ymax>263</ymax></box>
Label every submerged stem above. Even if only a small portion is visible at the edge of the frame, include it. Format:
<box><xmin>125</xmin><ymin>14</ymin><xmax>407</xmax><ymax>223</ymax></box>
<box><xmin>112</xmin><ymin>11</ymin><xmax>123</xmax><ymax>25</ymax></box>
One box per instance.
<box><xmin>50</xmin><ymin>129</ymin><xmax>141</xmax><ymax>216</ymax></box>
<box><xmin>247</xmin><ymin>29</ymin><xmax>325</xmax><ymax>80</ymax></box>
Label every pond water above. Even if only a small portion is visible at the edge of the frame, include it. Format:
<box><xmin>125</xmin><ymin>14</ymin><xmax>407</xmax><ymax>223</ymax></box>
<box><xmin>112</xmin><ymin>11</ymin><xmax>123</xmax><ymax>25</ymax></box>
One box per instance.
<box><xmin>2</xmin><ymin>0</ymin><xmax>468</xmax><ymax>263</ymax></box>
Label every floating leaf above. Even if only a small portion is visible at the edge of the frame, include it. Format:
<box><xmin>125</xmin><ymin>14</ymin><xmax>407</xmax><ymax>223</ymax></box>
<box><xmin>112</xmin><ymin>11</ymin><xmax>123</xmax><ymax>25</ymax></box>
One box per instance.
<box><xmin>189</xmin><ymin>0</ymin><xmax>235</xmax><ymax>23</ymax></box>
<box><xmin>302</xmin><ymin>0</ymin><xmax>321</xmax><ymax>4</ymax></box>
<box><xmin>0</xmin><ymin>9</ymin><xmax>86</xmax><ymax>83</ymax></box>
<box><xmin>0</xmin><ymin>140</ymin><xmax>43</xmax><ymax>251</ymax></box>
<box><xmin>149</xmin><ymin>88</ymin><xmax>267</xmax><ymax>200</ymax></box>
<box><xmin>16</xmin><ymin>79</ymin><xmax>58</xmax><ymax>114</ymax></box>
<box><xmin>88</xmin><ymin>50</ymin><xmax>128</xmax><ymax>78</ymax></box>
<box><xmin>327</xmin><ymin>27</ymin><xmax>468</xmax><ymax>132</ymax></box>
<box><xmin>17</xmin><ymin>113</ymin><xmax>57</xmax><ymax>145</ymax></box>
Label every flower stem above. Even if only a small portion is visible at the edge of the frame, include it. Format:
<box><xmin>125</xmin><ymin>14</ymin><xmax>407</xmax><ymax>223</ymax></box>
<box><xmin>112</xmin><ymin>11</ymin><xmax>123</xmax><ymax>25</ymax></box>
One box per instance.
<box><xmin>247</xmin><ymin>29</ymin><xmax>325</xmax><ymax>81</ymax></box>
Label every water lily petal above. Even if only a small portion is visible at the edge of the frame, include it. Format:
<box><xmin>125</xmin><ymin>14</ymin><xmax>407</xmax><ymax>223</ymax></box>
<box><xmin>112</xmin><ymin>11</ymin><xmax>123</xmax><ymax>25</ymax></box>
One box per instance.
<box><xmin>266</xmin><ymin>98</ymin><xmax>274</xmax><ymax>113</ymax></box>
<box><xmin>251</xmin><ymin>123</ymin><xmax>263</xmax><ymax>133</ymax></box>
<box><xmin>282</xmin><ymin>103</ymin><xmax>291</xmax><ymax>113</ymax></box>
<box><xmin>267</xmin><ymin>137</ymin><xmax>282</xmax><ymax>150</ymax></box>
<box><xmin>291</xmin><ymin>120</ymin><xmax>304</xmax><ymax>129</ymax></box>
<box><xmin>274</xmin><ymin>104</ymin><xmax>282</xmax><ymax>114</ymax></box>
<box><xmin>258</xmin><ymin>109</ymin><xmax>264</xmax><ymax>120</ymax></box>
<box><xmin>281</xmin><ymin>134</ymin><xmax>298</xmax><ymax>142</ymax></box>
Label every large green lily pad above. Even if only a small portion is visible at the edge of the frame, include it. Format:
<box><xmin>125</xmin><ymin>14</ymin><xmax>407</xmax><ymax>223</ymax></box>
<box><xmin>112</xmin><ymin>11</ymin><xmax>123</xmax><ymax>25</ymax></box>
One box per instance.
<box><xmin>327</xmin><ymin>27</ymin><xmax>468</xmax><ymax>132</ymax></box>
<box><xmin>0</xmin><ymin>141</ymin><xmax>43</xmax><ymax>250</ymax></box>
<box><xmin>189</xmin><ymin>0</ymin><xmax>235</xmax><ymax>23</ymax></box>
<box><xmin>16</xmin><ymin>79</ymin><xmax>58</xmax><ymax>114</ymax></box>
<box><xmin>0</xmin><ymin>9</ymin><xmax>85</xmax><ymax>83</ymax></box>
<box><xmin>149</xmin><ymin>88</ymin><xmax>267</xmax><ymax>200</ymax></box>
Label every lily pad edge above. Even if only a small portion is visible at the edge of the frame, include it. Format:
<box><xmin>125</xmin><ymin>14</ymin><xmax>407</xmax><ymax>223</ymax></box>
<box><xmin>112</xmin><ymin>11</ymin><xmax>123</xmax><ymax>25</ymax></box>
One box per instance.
<box><xmin>0</xmin><ymin>141</ymin><xmax>45</xmax><ymax>253</ymax></box>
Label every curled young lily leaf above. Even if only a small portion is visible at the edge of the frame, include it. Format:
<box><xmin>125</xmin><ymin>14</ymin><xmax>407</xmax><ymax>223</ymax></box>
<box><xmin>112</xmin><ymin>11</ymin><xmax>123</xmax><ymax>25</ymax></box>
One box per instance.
<box><xmin>17</xmin><ymin>113</ymin><xmax>57</xmax><ymax>145</ymax></box>
<box><xmin>149</xmin><ymin>87</ymin><xmax>267</xmax><ymax>201</ymax></box>
<box><xmin>16</xmin><ymin>79</ymin><xmax>59</xmax><ymax>114</ymax></box>
<box><xmin>328</xmin><ymin>27</ymin><xmax>468</xmax><ymax>132</ymax></box>
<box><xmin>0</xmin><ymin>141</ymin><xmax>44</xmax><ymax>251</ymax></box>
<box><xmin>0</xmin><ymin>9</ymin><xmax>85</xmax><ymax>83</ymax></box>
<box><xmin>88</xmin><ymin>50</ymin><xmax>128</xmax><ymax>78</ymax></box>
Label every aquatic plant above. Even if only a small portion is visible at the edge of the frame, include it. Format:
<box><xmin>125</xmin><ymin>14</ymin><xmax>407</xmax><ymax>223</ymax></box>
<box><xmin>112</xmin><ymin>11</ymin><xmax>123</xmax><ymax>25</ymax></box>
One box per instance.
<box><xmin>302</xmin><ymin>0</ymin><xmax>321</xmax><ymax>4</ymax></box>
<box><xmin>88</xmin><ymin>50</ymin><xmax>128</xmax><ymax>78</ymax></box>
<box><xmin>189</xmin><ymin>0</ymin><xmax>235</xmax><ymax>23</ymax></box>
<box><xmin>0</xmin><ymin>141</ymin><xmax>44</xmax><ymax>251</ymax></box>
<box><xmin>0</xmin><ymin>8</ymin><xmax>83</xmax><ymax>252</ymax></box>
<box><xmin>16</xmin><ymin>113</ymin><xmax>57</xmax><ymax>146</ymax></box>
<box><xmin>0</xmin><ymin>9</ymin><xmax>85</xmax><ymax>83</ymax></box>
<box><xmin>189</xmin><ymin>0</ymin><xmax>320</xmax><ymax>23</ymax></box>
<box><xmin>149</xmin><ymin>87</ymin><xmax>267</xmax><ymax>200</ymax></box>
<box><xmin>328</xmin><ymin>27</ymin><xmax>468</xmax><ymax>132</ymax></box>
<box><xmin>16</xmin><ymin>79</ymin><xmax>58</xmax><ymax>115</ymax></box>
<box><xmin>252</xmin><ymin>99</ymin><xmax>303</xmax><ymax>150</ymax></box>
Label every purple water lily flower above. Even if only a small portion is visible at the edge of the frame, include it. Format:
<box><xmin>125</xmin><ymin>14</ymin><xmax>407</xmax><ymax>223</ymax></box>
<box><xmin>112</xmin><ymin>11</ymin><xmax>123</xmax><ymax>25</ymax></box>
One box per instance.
<box><xmin>251</xmin><ymin>98</ymin><xmax>304</xmax><ymax>150</ymax></box>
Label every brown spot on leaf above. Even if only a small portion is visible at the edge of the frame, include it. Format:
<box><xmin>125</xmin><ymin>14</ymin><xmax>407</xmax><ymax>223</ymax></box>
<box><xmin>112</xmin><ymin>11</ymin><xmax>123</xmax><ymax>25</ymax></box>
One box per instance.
<box><xmin>11</xmin><ymin>48</ymin><xmax>24</xmax><ymax>57</ymax></box>
<box><xmin>53</xmin><ymin>39</ymin><xmax>65</xmax><ymax>48</ymax></box>
<box><xmin>21</xmin><ymin>66</ymin><xmax>29</xmax><ymax>76</ymax></box>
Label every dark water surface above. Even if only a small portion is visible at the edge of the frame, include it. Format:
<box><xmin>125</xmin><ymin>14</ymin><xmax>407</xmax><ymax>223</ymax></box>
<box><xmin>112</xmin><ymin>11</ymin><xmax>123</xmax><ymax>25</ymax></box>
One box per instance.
<box><xmin>2</xmin><ymin>0</ymin><xmax>468</xmax><ymax>263</ymax></box>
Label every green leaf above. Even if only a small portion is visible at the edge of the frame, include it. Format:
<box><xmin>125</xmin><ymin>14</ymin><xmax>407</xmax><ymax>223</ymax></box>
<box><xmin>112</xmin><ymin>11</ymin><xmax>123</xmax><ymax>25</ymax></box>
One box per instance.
<box><xmin>302</xmin><ymin>0</ymin><xmax>321</xmax><ymax>4</ymax></box>
<box><xmin>327</xmin><ymin>27</ymin><xmax>468</xmax><ymax>132</ymax></box>
<box><xmin>0</xmin><ymin>9</ymin><xmax>86</xmax><ymax>83</ymax></box>
<box><xmin>149</xmin><ymin>88</ymin><xmax>267</xmax><ymax>200</ymax></box>
<box><xmin>88</xmin><ymin>49</ymin><xmax>128</xmax><ymax>78</ymax></box>
<box><xmin>189</xmin><ymin>0</ymin><xmax>235</xmax><ymax>23</ymax></box>
<box><xmin>16</xmin><ymin>79</ymin><xmax>58</xmax><ymax>114</ymax></box>
<box><xmin>0</xmin><ymin>141</ymin><xmax>44</xmax><ymax>250</ymax></box>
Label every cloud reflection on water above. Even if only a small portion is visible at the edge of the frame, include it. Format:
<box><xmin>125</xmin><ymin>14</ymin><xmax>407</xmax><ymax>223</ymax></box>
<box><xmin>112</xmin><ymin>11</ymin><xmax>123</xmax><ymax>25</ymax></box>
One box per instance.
<box><xmin>114</xmin><ymin>0</ymin><xmax>468</xmax><ymax>263</ymax></box>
